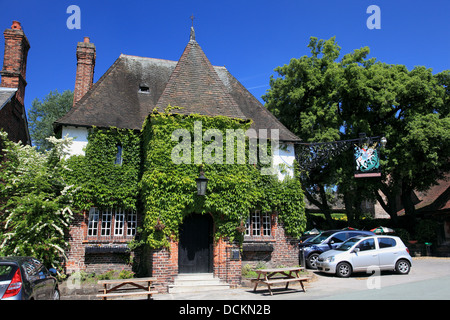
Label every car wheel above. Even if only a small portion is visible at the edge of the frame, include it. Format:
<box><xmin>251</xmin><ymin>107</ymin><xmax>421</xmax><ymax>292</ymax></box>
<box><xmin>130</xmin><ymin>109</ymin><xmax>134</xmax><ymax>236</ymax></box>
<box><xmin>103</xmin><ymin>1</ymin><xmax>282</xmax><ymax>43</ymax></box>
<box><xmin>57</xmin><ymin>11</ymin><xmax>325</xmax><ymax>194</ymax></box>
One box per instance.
<box><xmin>306</xmin><ymin>253</ymin><xmax>319</xmax><ymax>269</ymax></box>
<box><xmin>336</xmin><ymin>262</ymin><xmax>352</xmax><ymax>278</ymax></box>
<box><xmin>53</xmin><ymin>289</ymin><xmax>60</xmax><ymax>300</ymax></box>
<box><xmin>395</xmin><ymin>259</ymin><xmax>411</xmax><ymax>275</ymax></box>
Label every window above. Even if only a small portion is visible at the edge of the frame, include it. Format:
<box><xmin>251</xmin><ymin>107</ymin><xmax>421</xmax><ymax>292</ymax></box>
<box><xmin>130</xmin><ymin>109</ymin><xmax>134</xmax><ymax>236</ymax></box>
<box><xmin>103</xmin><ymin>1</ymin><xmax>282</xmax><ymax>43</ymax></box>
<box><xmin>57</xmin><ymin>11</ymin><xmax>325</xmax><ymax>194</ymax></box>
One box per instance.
<box><xmin>330</xmin><ymin>232</ymin><xmax>348</xmax><ymax>243</ymax></box>
<box><xmin>127</xmin><ymin>212</ymin><xmax>137</xmax><ymax>236</ymax></box>
<box><xmin>357</xmin><ymin>238</ymin><xmax>376</xmax><ymax>251</ymax></box>
<box><xmin>101</xmin><ymin>209</ymin><xmax>112</xmax><ymax>236</ymax></box>
<box><xmin>114</xmin><ymin>209</ymin><xmax>125</xmax><ymax>236</ymax></box>
<box><xmin>252</xmin><ymin>211</ymin><xmax>261</xmax><ymax>236</ymax></box>
<box><xmin>246</xmin><ymin>211</ymin><xmax>272</xmax><ymax>237</ymax></box>
<box><xmin>87</xmin><ymin>208</ymin><xmax>137</xmax><ymax>240</ymax></box>
<box><xmin>87</xmin><ymin>207</ymin><xmax>99</xmax><ymax>236</ymax></box>
<box><xmin>262</xmin><ymin>213</ymin><xmax>271</xmax><ymax>236</ymax></box>
<box><xmin>115</xmin><ymin>145</ymin><xmax>123</xmax><ymax>165</ymax></box>
<box><xmin>139</xmin><ymin>84</ymin><xmax>150</xmax><ymax>93</ymax></box>
<box><xmin>378</xmin><ymin>237</ymin><xmax>396</xmax><ymax>248</ymax></box>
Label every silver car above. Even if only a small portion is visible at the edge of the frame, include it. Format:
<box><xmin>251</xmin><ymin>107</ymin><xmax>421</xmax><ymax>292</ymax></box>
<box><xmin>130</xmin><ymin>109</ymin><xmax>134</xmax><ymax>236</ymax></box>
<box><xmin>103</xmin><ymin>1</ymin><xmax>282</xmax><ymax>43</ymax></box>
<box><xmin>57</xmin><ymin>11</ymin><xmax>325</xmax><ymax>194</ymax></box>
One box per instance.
<box><xmin>316</xmin><ymin>235</ymin><xmax>412</xmax><ymax>277</ymax></box>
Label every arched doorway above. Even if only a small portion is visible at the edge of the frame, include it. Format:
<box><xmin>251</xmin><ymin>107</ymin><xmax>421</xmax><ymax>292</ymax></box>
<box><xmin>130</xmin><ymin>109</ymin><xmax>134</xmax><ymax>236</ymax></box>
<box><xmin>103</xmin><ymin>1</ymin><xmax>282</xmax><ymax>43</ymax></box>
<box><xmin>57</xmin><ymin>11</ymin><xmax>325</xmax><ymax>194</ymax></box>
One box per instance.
<box><xmin>178</xmin><ymin>213</ymin><xmax>213</xmax><ymax>273</ymax></box>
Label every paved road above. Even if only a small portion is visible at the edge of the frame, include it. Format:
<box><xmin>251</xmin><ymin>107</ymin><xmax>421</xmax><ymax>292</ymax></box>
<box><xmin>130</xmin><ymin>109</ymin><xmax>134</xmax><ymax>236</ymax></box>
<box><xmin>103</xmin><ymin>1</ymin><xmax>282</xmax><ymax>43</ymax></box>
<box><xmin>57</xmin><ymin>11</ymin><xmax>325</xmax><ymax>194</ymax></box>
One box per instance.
<box><xmin>155</xmin><ymin>257</ymin><xmax>450</xmax><ymax>300</ymax></box>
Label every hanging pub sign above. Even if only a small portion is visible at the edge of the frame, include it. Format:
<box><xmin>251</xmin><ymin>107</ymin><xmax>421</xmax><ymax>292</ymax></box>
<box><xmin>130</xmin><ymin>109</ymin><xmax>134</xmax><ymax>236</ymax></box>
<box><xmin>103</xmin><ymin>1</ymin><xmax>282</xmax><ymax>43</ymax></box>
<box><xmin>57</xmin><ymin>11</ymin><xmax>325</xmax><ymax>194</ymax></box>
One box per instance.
<box><xmin>354</xmin><ymin>140</ymin><xmax>381</xmax><ymax>178</ymax></box>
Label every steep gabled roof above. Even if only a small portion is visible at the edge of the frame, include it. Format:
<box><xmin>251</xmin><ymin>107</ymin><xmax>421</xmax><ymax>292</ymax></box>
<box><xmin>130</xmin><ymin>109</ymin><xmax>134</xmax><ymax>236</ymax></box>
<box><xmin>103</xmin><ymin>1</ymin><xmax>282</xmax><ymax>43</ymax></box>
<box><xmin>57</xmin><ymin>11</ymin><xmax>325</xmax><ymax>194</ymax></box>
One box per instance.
<box><xmin>155</xmin><ymin>38</ymin><xmax>246</xmax><ymax>120</ymax></box>
<box><xmin>55</xmin><ymin>32</ymin><xmax>301</xmax><ymax>142</ymax></box>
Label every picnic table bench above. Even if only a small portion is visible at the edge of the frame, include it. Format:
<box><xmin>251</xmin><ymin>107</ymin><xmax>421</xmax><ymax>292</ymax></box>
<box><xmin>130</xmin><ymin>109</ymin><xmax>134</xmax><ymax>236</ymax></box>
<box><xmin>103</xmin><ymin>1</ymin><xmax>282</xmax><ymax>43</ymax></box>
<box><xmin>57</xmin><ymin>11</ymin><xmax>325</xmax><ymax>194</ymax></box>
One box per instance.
<box><xmin>97</xmin><ymin>277</ymin><xmax>158</xmax><ymax>300</ymax></box>
<box><xmin>252</xmin><ymin>267</ymin><xmax>308</xmax><ymax>296</ymax></box>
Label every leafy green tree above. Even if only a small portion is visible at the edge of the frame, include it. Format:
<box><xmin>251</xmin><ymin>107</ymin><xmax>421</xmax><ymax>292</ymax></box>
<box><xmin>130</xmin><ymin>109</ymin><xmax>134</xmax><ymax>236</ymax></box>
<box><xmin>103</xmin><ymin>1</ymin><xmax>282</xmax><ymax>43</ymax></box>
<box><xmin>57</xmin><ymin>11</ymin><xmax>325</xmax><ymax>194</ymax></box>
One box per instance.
<box><xmin>0</xmin><ymin>131</ymin><xmax>76</xmax><ymax>270</ymax></box>
<box><xmin>263</xmin><ymin>37</ymin><xmax>343</xmax><ymax>227</ymax></box>
<box><xmin>264</xmin><ymin>37</ymin><xmax>450</xmax><ymax>228</ymax></box>
<box><xmin>28</xmin><ymin>90</ymin><xmax>73</xmax><ymax>151</ymax></box>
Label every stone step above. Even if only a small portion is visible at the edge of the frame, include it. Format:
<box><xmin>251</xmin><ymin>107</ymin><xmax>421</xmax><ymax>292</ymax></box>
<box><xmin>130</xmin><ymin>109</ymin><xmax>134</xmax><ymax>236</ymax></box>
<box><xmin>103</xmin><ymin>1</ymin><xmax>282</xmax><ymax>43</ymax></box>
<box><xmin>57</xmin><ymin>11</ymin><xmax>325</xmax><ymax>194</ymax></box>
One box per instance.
<box><xmin>168</xmin><ymin>273</ymin><xmax>230</xmax><ymax>293</ymax></box>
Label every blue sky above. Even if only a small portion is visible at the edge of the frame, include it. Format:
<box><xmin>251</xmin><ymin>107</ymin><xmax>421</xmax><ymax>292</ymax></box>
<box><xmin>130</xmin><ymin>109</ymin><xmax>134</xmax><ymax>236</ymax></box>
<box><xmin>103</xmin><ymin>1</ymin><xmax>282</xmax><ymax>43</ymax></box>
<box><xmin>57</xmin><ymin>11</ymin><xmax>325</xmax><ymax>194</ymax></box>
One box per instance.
<box><xmin>1</xmin><ymin>0</ymin><xmax>449</xmax><ymax>114</ymax></box>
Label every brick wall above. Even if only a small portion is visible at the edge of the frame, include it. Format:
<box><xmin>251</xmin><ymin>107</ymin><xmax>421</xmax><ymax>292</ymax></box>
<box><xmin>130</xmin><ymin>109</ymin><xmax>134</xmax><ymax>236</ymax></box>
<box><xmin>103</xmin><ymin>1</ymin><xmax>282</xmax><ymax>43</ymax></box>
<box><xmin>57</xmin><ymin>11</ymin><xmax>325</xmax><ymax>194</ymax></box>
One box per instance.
<box><xmin>271</xmin><ymin>214</ymin><xmax>299</xmax><ymax>266</ymax></box>
<box><xmin>1</xmin><ymin>21</ymin><xmax>30</xmax><ymax>106</ymax></box>
<box><xmin>65</xmin><ymin>212</ymin><xmax>86</xmax><ymax>274</ymax></box>
<box><xmin>213</xmin><ymin>238</ymin><xmax>242</xmax><ymax>287</ymax></box>
<box><xmin>242</xmin><ymin>213</ymin><xmax>299</xmax><ymax>268</ymax></box>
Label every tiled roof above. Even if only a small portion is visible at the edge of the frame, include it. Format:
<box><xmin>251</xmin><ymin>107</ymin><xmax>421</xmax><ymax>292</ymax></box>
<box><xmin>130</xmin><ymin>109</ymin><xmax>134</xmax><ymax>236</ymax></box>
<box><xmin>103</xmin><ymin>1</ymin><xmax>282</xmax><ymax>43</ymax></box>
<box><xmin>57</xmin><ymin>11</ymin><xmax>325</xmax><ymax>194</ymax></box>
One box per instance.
<box><xmin>0</xmin><ymin>87</ymin><xmax>17</xmax><ymax>110</ymax></box>
<box><xmin>155</xmin><ymin>39</ymin><xmax>246</xmax><ymax>120</ymax></box>
<box><xmin>55</xmin><ymin>36</ymin><xmax>300</xmax><ymax>142</ymax></box>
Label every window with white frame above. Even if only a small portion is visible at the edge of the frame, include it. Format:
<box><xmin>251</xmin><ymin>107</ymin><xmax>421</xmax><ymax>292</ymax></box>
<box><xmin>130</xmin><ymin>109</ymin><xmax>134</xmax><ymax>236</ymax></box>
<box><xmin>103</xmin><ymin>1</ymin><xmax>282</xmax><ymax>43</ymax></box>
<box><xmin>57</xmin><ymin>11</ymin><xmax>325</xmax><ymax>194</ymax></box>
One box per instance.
<box><xmin>87</xmin><ymin>208</ymin><xmax>137</xmax><ymax>239</ymax></box>
<box><xmin>87</xmin><ymin>207</ymin><xmax>99</xmax><ymax>236</ymax></box>
<box><xmin>262</xmin><ymin>212</ymin><xmax>271</xmax><ymax>236</ymax></box>
<box><xmin>127</xmin><ymin>212</ymin><xmax>137</xmax><ymax>236</ymax></box>
<box><xmin>246</xmin><ymin>211</ymin><xmax>272</xmax><ymax>237</ymax></box>
<box><xmin>101</xmin><ymin>209</ymin><xmax>112</xmax><ymax>236</ymax></box>
<box><xmin>114</xmin><ymin>209</ymin><xmax>125</xmax><ymax>236</ymax></box>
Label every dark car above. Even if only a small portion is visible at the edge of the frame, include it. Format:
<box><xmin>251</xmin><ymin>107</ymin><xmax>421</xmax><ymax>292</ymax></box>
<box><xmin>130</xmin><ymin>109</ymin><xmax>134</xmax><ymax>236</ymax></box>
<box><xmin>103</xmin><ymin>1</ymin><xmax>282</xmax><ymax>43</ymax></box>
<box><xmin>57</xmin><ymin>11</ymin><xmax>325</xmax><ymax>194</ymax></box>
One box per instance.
<box><xmin>0</xmin><ymin>257</ymin><xmax>59</xmax><ymax>300</ymax></box>
<box><xmin>299</xmin><ymin>229</ymin><xmax>375</xmax><ymax>269</ymax></box>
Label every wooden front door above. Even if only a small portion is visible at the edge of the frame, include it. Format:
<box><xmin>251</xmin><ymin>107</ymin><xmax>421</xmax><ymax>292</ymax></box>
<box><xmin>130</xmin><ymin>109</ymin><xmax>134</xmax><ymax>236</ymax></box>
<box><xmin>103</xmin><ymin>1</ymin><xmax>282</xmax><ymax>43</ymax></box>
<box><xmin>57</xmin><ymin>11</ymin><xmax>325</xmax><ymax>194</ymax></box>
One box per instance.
<box><xmin>178</xmin><ymin>214</ymin><xmax>213</xmax><ymax>273</ymax></box>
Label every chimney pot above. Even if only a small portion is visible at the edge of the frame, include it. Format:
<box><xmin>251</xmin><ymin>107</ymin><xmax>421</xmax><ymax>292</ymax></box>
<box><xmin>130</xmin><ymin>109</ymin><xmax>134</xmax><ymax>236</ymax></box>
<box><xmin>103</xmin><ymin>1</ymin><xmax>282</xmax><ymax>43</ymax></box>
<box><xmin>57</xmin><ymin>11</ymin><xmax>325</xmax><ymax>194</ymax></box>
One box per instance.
<box><xmin>83</xmin><ymin>37</ymin><xmax>90</xmax><ymax>43</ymax></box>
<box><xmin>11</xmin><ymin>21</ymin><xmax>22</xmax><ymax>30</ymax></box>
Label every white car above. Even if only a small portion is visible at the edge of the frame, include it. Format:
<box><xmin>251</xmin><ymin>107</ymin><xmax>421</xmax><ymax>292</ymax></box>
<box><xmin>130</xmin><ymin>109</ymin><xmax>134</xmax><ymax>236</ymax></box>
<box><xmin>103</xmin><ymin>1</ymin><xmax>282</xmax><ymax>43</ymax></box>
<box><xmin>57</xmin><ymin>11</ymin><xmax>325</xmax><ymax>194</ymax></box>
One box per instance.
<box><xmin>316</xmin><ymin>235</ymin><xmax>412</xmax><ymax>277</ymax></box>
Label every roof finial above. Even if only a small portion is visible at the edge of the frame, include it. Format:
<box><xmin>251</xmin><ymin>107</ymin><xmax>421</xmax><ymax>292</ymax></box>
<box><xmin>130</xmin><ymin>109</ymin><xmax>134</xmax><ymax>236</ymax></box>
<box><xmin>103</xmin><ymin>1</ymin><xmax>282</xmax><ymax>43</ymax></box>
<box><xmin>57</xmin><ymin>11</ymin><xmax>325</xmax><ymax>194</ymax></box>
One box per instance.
<box><xmin>190</xmin><ymin>14</ymin><xmax>196</xmax><ymax>41</ymax></box>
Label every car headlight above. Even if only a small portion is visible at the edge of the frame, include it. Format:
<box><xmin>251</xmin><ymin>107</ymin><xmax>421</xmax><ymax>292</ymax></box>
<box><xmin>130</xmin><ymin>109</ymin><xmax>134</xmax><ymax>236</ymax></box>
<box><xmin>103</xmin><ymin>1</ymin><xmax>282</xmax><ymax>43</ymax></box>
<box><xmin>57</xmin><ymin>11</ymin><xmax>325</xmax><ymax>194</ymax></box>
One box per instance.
<box><xmin>324</xmin><ymin>256</ymin><xmax>335</xmax><ymax>263</ymax></box>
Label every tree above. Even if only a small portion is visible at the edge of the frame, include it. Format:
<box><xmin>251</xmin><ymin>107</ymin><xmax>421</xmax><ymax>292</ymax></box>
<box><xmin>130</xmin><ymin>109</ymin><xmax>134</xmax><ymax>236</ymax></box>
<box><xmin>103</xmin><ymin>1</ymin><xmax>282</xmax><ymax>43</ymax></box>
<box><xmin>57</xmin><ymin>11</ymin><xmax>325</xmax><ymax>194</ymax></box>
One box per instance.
<box><xmin>0</xmin><ymin>130</ymin><xmax>76</xmax><ymax>270</ymax></box>
<box><xmin>28</xmin><ymin>90</ymin><xmax>73</xmax><ymax>151</ymax></box>
<box><xmin>263</xmin><ymin>37</ymin><xmax>343</xmax><ymax>227</ymax></box>
<box><xmin>263</xmin><ymin>37</ymin><xmax>450</xmax><ymax>228</ymax></box>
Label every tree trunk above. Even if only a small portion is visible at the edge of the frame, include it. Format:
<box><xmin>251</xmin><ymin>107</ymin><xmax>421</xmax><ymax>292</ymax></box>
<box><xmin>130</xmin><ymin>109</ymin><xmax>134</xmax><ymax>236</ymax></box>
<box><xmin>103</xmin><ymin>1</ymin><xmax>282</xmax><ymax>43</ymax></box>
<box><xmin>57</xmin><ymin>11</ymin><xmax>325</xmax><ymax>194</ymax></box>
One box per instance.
<box><xmin>304</xmin><ymin>186</ymin><xmax>335</xmax><ymax>229</ymax></box>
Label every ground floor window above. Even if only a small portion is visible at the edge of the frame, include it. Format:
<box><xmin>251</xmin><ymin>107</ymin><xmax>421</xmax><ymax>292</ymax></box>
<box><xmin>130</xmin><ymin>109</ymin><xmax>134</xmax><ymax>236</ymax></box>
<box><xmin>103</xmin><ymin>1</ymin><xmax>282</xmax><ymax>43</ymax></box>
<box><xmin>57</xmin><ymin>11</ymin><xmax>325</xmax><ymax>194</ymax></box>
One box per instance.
<box><xmin>87</xmin><ymin>207</ymin><xmax>137</xmax><ymax>241</ymax></box>
<box><xmin>245</xmin><ymin>210</ymin><xmax>272</xmax><ymax>237</ymax></box>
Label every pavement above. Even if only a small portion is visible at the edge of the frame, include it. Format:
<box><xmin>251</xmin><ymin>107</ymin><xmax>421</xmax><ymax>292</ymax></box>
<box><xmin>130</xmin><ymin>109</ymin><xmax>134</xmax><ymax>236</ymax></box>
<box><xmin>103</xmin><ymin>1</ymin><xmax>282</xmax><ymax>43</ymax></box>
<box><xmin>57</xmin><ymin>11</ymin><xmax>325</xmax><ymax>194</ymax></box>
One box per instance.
<box><xmin>153</xmin><ymin>257</ymin><xmax>450</xmax><ymax>300</ymax></box>
<box><xmin>61</xmin><ymin>257</ymin><xmax>450</xmax><ymax>300</ymax></box>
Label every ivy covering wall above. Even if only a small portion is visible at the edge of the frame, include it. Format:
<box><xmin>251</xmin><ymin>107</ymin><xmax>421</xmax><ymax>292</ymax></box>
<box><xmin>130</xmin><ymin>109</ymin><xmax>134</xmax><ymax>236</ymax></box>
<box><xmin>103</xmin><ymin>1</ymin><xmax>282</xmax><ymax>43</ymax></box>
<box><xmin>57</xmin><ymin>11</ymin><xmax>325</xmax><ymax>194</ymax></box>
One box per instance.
<box><xmin>64</xmin><ymin>127</ymin><xmax>141</xmax><ymax>211</ymax></box>
<box><xmin>63</xmin><ymin>110</ymin><xmax>306</xmax><ymax>250</ymax></box>
<box><xmin>139</xmin><ymin>110</ymin><xmax>306</xmax><ymax>249</ymax></box>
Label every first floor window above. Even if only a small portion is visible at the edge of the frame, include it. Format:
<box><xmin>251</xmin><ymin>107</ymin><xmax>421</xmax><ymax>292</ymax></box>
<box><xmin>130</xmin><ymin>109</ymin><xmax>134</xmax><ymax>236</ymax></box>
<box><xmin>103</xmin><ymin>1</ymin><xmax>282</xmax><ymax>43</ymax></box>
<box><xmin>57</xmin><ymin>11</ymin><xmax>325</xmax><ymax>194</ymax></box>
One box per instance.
<box><xmin>87</xmin><ymin>207</ymin><xmax>99</xmax><ymax>236</ymax></box>
<box><xmin>101</xmin><ymin>209</ymin><xmax>112</xmax><ymax>236</ymax></box>
<box><xmin>114</xmin><ymin>209</ymin><xmax>125</xmax><ymax>236</ymax></box>
<box><xmin>246</xmin><ymin>210</ymin><xmax>272</xmax><ymax>237</ymax></box>
<box><xmin>87</xmin><ymin>208</ymin><xmax>137</xmax><ymax>239</ymax></box>
<box><xmin>127</xmin><ymin>212</ymin><xmax>137</xmax><ymax>236</ymax></box>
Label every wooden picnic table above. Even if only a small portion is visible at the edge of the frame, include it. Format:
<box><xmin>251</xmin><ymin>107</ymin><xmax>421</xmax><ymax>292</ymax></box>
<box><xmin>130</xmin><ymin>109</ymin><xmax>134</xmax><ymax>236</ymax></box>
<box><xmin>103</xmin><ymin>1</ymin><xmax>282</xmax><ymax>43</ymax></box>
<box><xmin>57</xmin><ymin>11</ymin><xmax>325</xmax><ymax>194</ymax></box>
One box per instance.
<box><xmin>252</xmin><ymin>267</ymin><xmax>308</xmax><ymax>296</ymax></box>
<box><xmin>97</xmin><ymin>277</ymin><xmax>158</xmax><ymax>300</ymax></box>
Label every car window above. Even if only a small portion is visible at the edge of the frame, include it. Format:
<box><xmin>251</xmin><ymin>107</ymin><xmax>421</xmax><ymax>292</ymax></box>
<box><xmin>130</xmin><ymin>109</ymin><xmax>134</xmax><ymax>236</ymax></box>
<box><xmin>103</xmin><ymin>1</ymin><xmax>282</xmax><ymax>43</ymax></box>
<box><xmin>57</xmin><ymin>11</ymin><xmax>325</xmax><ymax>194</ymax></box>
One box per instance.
<box><xmin>309</xmin><ymin>231</ymin><xmax>334</xmax><ymax>244</ymax></box>
<box><xmin>330</xmin><ymin>232</ymin><xmax>347</xmax><ymax>243</ymax></box>
<box><xmin>357</xmin><ymin>238</ymin><xmax>376</xmax><ymax>251</ymax></box>
<box><xmin>22</xmin><ymin>261</ymin><xmax>36</xmax><ymax>279</ymax></box>
<box><xmin>336</xmin><ymin>237</ymin><xmax>361</xmax><ymax>251</ymax></box>
<box><xmin>378</xmin><ymin>237</ymin><xmax>396</xmax><ymax>248</ymax></box>
<box><xmin>0</xmin><ymin>263</ymin><xmax>17</xmax><ymax>281</ymax></box>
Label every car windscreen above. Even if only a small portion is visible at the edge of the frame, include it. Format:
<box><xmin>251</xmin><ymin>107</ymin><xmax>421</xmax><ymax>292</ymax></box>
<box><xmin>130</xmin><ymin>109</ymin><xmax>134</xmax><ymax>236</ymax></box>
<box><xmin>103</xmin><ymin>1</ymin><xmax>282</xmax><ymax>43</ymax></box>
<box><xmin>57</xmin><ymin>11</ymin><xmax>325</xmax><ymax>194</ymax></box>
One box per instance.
<box><xmin>0</xmin><ymin>263</ymin><xmax>18</xmax><ymax>281</ymax></box>
<box><xmin>335</xmin><ymin>237</ymin><xmax>362</xmax><ymax>251</ymax></box>
<box><xmin>309</xmin><ymin>231</ymin><xmax>334</xmax><ymax>244</ymax></box>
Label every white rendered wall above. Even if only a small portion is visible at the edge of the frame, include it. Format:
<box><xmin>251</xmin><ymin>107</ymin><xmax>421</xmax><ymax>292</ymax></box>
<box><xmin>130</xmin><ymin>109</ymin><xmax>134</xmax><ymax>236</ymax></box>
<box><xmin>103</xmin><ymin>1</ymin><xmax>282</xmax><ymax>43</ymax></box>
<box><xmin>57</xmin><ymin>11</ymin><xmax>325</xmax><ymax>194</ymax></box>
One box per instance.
<box><xmin>273</xmin><ymin>143</ymin><xmax>295</xmax><ymax>181</ymax></box>
<box><xmin>61</xmin><ymin>126</ymin><xmax>88</xmax><ymax>156</ymax></box>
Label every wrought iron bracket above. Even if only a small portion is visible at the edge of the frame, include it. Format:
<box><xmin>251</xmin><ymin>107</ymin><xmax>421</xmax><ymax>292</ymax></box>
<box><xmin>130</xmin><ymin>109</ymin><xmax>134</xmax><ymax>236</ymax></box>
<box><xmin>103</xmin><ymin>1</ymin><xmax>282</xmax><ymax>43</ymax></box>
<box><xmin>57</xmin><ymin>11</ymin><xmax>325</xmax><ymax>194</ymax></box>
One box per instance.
<box><xmin>294</xmin><ymin>134</ymin><xmax>385</xmax><ymax>173</ymax></box>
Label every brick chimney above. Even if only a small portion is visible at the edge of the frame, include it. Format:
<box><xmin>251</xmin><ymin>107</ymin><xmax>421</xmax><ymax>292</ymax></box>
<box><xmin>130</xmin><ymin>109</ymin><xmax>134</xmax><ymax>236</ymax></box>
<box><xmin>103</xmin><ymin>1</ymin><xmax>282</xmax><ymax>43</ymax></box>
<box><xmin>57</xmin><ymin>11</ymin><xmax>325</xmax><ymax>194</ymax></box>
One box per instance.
<box><xmin>1</xmin><ymin>21</ymin><xmax>30</xmax><ymax>105</ymax></box>
<box><xmin>73</xmin><ymin>36</ymin><xmax>96</xmax><ymax>106</ymax></box>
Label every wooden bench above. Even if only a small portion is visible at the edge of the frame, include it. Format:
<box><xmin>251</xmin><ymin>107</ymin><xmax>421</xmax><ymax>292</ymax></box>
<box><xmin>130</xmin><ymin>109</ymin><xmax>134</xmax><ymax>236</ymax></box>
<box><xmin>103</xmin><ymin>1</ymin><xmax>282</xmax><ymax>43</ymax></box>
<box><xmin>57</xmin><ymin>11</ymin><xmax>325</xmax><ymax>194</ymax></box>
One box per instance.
<box><xmin>97</xmin><ymin>277</ymin><xmax>158</xmax><ymax>300</ymax></box>
<box><xmin>252</xmin><ymin>267</ymin><xmax>308</xmax><ymax>296</ymax></box>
